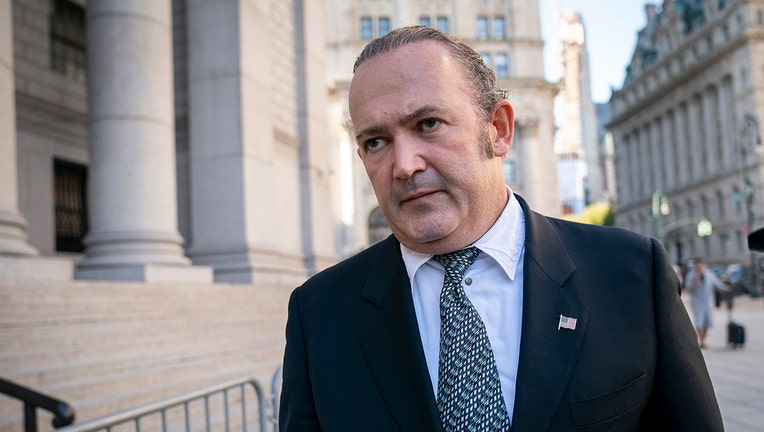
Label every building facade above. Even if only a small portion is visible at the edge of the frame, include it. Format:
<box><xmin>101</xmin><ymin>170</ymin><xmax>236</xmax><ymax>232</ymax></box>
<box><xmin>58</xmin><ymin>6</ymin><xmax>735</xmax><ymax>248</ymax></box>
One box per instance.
<box><xmin>609</xmin><ymin>0</ymin><xmax>764</xmax><ymax>274</ymax></box>
<box><xmin>1</xmin><ymin>0</ymin><xmax>335</xmax><ymax>285</ymax></box>
<box><xmin>555</xmin><ymin>11</ymin><xmax>604</xmax><ymax>215</ymax></box>
<box><xmin>325</xmin><ymin>0</ymin><xmax>561</xmax><ymax>253</ymax></box>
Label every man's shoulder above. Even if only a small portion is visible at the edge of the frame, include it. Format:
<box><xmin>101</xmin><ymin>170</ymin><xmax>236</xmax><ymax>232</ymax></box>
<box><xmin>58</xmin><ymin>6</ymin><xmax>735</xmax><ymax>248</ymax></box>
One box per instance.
<box><xmin>294</xmin><ymin>235</ymin><xmax>401</xmax><ymax>295</ymax></box>
<box><xmin>546</xmin><ymin>215</ymin><xmax>650</xmax><ymax>245</ymax></box>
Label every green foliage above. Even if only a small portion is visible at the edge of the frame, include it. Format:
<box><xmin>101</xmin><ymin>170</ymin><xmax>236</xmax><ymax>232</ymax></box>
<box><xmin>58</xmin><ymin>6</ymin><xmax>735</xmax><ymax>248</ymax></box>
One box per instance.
<box><xmin>562</xmin><ymin>202</ymin><xmax>615</xmax><ymax>226</ymax></box>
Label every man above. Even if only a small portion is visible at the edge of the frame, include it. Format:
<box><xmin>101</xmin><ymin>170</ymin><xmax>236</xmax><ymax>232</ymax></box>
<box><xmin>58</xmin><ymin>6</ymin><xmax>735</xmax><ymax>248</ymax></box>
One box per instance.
<box><xmin>684</xmin><ymin>257</ymin><xmax>728</xmax><ymax>348</ymax></box>
<box><xmin>280</xmin><ymin>26</ymin><xmax>722</xmax><ymax>431</ymax></box>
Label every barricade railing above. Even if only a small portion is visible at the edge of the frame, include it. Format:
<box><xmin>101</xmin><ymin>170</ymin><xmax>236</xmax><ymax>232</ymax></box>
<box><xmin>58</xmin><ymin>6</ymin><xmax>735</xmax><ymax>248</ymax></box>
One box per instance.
<box><xmin>0</xmin><ymin>377</ymin><xmax>76</xmax><ymax>432</ymax></box>
<box><xmin>269</xmin><ymin>367</ymin><xmax>281</xmax><ymax>432</ymax></box>
<box><xmin>54</xmin><ymin>376</ymin><xmax>267</xmax><ymax>432</ymax></box>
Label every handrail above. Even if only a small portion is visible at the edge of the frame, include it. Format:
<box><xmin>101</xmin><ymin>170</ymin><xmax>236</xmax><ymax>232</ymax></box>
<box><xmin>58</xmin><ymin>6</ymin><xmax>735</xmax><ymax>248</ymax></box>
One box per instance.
<box><xmin>55</xmin><ymin>376</ymin><xmax>267</xmax><ymax>432</ymax></box>
<box><xmin>0</xmin><ymin>377</ymin><xmax>76</xmax><ymax>432</ymax></box>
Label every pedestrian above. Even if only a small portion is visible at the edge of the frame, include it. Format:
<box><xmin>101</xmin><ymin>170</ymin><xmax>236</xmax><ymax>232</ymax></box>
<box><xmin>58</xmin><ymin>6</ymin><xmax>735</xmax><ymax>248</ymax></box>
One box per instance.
<box><xmin>684</xmin><ymin>257</ymin><xmax>729</xmax><ymax>348</ymax></box>
<box><xmin>279</xmin><ymin>25</ymin><xmax>722</xmax><ymax>431</ymax></box>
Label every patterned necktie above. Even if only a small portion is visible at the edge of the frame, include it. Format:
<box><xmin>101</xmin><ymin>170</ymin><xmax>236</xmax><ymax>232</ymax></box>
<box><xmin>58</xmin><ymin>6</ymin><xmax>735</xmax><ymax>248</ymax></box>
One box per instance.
<box><xmin>434</xmin><ymin>247</ymin><xmax>510</xmax><ymax>432</ymax></box>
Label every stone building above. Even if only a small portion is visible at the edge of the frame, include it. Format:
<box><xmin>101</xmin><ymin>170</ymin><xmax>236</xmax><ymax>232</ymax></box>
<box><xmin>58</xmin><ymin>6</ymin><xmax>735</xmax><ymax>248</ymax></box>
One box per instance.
<box><xmin>326</xmin><ymin>0</ymin><xmax>561</xmax><ymax>253</ymax></box>
<box><xmin>555</xmin><ymin>11</ymin><xmax>604</xmax><ymax>215</ymax></box>
<box><xmin>609</xmin><ymin>0</ymin><xmax>764</xmax><ymax>276</ymax></box>
<box><xmin>1</xmin><ymin>0</ymin><xmax>328</xmax><ymax>429</ymax></box>
<box><xmin>1</xmin><ymin>0</ymin><xmax>335</xmax><ymax>285</ymax></box>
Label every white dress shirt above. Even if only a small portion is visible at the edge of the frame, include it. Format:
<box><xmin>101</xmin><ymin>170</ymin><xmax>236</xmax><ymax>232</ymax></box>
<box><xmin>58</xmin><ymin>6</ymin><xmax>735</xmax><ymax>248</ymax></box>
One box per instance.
<box><xmin>401</xmin><ymin>189</ymin><xmax>525</xmax><ymax>422</ymax></box>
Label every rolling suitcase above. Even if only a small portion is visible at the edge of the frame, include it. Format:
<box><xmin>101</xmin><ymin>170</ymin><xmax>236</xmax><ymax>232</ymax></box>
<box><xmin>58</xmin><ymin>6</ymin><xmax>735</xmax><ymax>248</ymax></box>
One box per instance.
<box><xmin>727</xmin><ymin>320</ymin><xmax>745</xmax><ymax>349</ymax></box>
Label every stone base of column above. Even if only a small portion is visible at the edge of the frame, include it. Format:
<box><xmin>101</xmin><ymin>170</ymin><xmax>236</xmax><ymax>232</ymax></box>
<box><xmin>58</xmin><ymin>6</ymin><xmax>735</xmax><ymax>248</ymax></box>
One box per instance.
<box><xmin>76</xmin><ymin>231</ymin><xmax>213</xmax><ymax>283</ymax></box>
<box><xmin>0</xmin><ymin>210</ymin><xmax>39</xmax><ymax>256</ymax></box>
<box><xmin>0</xmin><ymin>256</ymin><xmax>74</xmax><ymax>281</ymax></box>
<box><xmin>75</xmin><ymin>263</ymin><xmax>213</xmax><ymax>283</ymax></box>
<box><xmin>189</xmin><ymin>248</ymin><xmax>311</xmax><ymax>286</ymax></box>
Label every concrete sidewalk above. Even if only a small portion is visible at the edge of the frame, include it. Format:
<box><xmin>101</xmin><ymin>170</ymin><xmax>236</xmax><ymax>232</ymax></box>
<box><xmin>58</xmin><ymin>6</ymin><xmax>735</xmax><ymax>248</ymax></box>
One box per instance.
<box><xmin>694</xmin><ymin>295</ymin><xmax>764</xmax><ymax>431</ymax></box>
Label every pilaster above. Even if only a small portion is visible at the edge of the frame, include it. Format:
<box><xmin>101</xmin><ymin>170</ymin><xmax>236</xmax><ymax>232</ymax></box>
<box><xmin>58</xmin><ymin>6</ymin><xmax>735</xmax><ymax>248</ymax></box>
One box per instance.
<box><xmin>0</xmin><ymin>0</ymin><xmax>37</xmax><ymax>258</ymax></box>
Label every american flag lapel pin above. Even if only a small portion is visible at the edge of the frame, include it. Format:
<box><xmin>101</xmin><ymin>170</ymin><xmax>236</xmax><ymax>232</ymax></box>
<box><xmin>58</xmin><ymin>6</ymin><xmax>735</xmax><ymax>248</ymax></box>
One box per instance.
<box><xmin>558</xmin><ymin>314</ymin><xmax>577</xmax><ymax>331</ymax></box>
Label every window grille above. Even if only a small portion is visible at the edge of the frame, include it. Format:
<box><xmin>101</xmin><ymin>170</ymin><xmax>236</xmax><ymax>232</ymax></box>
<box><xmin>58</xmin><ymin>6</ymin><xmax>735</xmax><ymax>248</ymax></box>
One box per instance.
<box><xmin>54</xmin><ymin>159</ymin><xmax>88</xmax><ymax>253</ymax></box>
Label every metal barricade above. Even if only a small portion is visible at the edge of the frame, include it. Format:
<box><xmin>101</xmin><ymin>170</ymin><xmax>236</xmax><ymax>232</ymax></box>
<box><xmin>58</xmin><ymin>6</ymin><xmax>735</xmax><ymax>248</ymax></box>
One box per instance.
<box><xmin>268</xmin><ymin>367</ymin><xmax>281</xmax><ymax>432</ymax></box>
<box><xmin>0</xmin><ymin>377</ymin><xmax>76</xmax><ymax>432</ymax></box>
<box><xmin>55</xmin><ymin>377</ymin><xmax>267</xmax><ymax>432</ymax></box>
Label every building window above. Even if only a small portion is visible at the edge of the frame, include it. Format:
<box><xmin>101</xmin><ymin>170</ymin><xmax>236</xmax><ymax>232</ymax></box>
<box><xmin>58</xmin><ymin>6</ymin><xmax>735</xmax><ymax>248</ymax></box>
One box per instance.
<box><xmin>717</xmin><ymin>190</ymin><xmax>725</xmax><ymax>219</ymax></box>
<box><xmin>419</xmin><ymin>16</ymin><xmax>431</xmax><ymax>27</ymax></box>
<box><xmin>54</xmin><ymin>159</ymin><xmax>88</xmax><ymax>253</ymax></box>
<box><xmin>50</xmin><ymin>0</ymin><xmax>87</xmax><ymax>83</ymax></box>
<box><xmin>480</xmin><ymin>53</ymin><xmax>491</xmax><ymax>68</ymax></box>
<box><xmin>502</xmin><ymin>159</ymin><xmax>517</xmax><ymax>184</ymax></box>
<box><xmin>378</xmin><ymin>17</ymin><xmax>391</xmax><ymax>36</ymax></box>
<box><xmin>361</xmin><ymin>17</ymin><xmax>373</xmax><ymax>40</ymax></box>
<box><xmin>436</xmin><ymin>16</ymin><xmax>449</xmax><ymax>34</ymax></box>
<box><xmin>477</xmin><ymin>17</ymin><xmax>489</xmax><ymax>40</ymax></box>
<box><xmin>734</xmin><ymin>186</ymin><xmax>743</xmax><ymax>215</ymax></box>
<box><xmin>495</xmin><ymin>52</ymin><xmax>508</xmax><ymax>78</ymax></box>
<box><xmin>493</xmin><ymin>17</ymin><xmax>506</xmax><ymax>39</ymax></box>
<box><xmin>736</xmin><ymin>230</ymin><xmax>744</xmax><ymax>253</ymax></box>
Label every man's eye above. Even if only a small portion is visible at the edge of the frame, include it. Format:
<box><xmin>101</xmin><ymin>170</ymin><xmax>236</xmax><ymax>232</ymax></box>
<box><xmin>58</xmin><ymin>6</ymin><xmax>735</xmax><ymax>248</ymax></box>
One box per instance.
<box><xmin>364</xmin><ymin>138</ymin><xmax>386</xmax><ymax>152</ymax></box>
<box><xmin>421</xmin><ymin>118</ymin><xmax>441</xmax><ymax>131</ymax></box>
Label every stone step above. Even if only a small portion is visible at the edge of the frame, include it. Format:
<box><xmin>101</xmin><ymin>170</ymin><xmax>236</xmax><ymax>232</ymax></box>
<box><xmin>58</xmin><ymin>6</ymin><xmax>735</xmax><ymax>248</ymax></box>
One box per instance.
<box><xmin>0</xmin><ymin>280</ymin><xmax>292</xmax><ymax>432</ymax></box>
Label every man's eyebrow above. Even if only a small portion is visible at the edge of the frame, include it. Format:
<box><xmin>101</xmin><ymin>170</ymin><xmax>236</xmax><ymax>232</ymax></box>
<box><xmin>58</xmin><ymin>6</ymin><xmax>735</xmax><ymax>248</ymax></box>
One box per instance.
<box><xmin>354</xmin><ymin>105</ymin><xmax>443</xmax><ymax>143</ymax></box>
<box><xmin>398</xmin><ymin>105</ymin><xmax>441</xmax><ymax>127</ymax></box>
<box><xmin>355</xmin><ymin>125</ymin><xmax>384</xmax><ymax>143</ymax></box>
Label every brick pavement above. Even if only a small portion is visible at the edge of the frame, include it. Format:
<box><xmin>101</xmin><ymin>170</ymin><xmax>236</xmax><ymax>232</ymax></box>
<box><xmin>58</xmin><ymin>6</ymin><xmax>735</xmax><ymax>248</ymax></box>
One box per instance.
<box><xmin>692</xmin><ymin>295</ymin><xmax>764</xmax><ymax>431</ymax></box>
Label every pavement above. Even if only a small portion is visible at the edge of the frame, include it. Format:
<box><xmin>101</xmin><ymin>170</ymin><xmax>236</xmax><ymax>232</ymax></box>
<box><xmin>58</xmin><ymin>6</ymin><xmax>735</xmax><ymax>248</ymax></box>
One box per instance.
<box><xmin>691</xmin><ymin>295</ymin><xmax>764</xmax><ymax>431</ymax></box>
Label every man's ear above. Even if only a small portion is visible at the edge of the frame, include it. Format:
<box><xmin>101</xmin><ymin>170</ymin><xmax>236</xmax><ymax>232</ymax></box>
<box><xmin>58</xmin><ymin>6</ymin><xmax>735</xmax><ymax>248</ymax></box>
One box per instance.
<box><xmin>490</xmin><ymin>100</ymin><xmax>514</xmax><ymax>157</ymax></box>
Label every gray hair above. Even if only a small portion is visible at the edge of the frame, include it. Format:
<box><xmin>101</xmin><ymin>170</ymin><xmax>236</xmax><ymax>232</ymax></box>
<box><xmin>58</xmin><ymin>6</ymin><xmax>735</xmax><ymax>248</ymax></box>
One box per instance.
<box><xmin>353</xmin><ymin>25</ymin><xmax>507</xmax><ymax>121</ymax></box>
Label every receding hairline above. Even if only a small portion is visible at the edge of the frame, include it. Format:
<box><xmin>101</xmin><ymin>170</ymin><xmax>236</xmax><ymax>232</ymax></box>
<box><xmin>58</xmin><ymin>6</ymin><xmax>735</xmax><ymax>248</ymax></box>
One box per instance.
<box><xmin>352</xmin><ymin>26</ymin><xmax>480</xmax><ymax>74</ymax></box>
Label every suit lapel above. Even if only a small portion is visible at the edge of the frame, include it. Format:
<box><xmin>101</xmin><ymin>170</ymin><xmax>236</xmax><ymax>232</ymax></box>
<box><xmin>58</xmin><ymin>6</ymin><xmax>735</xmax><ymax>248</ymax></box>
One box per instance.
<box><xmin>359</xmin><ymin>236</ymin><xmax>442</xmax><ymax>432</ymax></box>
<box><xmin>511</xmin><ymin>196</ymin><xmax>590</xmax><ymax>431</ymax></box>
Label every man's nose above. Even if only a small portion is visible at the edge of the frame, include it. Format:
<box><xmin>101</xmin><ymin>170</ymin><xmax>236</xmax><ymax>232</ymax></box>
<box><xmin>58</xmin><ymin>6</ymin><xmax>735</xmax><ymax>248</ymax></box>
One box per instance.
<box><xmin>392</xmin><ymin>135</ymin><xmax>426</xmax><ymax>179</ymax></box>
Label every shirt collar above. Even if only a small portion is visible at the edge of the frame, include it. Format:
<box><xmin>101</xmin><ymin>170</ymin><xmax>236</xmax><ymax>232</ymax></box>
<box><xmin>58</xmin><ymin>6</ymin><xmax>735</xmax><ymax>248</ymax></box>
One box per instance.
<box><xmin>400</xmin><ymin>187</ymin><xmax>525</xmax><ymax>281</ymax></box>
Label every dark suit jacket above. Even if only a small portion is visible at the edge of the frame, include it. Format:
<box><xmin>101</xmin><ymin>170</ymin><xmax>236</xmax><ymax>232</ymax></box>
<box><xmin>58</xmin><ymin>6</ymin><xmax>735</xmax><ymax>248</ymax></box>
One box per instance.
<box><xmin>280</xmin><ymin>195</ymin><xmax>723</xmax><ymax>431</ymax></box>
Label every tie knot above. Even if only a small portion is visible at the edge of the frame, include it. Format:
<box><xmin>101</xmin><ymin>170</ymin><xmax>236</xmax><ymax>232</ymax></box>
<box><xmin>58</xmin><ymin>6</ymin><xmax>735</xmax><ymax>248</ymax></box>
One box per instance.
<box><xmin>433</xmin><ymin>247</ymin><xmax>481</xmax><ymax>278</ymax></box>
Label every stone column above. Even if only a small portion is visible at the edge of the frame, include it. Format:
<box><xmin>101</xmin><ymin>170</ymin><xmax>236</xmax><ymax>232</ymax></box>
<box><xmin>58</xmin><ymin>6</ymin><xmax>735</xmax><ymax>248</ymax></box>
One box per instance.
<box><xmin>678</xmin><ymin>103</ymin><xmax>689</xmax><ymax>185</ymax></box>
<box><xmin>639</xmin><ymin>127</ymin><xmax>649</xmax><ymax>198</ymax></box>
<box><xmin>76</xmin><ymin>0</ymin><xmax>210</xmax><ymax>282</ymax></box>
<box><xmin>719</xmin><ymin>78</ymin><xmax>735</xmax><ymax>170</ymax></box>
<box><xmin>617</xmin><ymin>134</ymin><xmax>631</xmax><ymax>204</ymax></box>
<box><xmin>663</xmin><ymin>112</ymin><xmax>676</xmax><ymax>189</ymax></box>
<box><xmin>0</xmin><ymin>0</ymin><xmax>37</xmax><ymax>257</ymax></box>
<box><xmin>688</xmin><ymin>95</ymin><xmax>703</xmax><ymax>180</ymax></box>
<box><xmin>702</xmin><ymin>89</ymin><xmax>716</xmax><ymax>173</ymax></box>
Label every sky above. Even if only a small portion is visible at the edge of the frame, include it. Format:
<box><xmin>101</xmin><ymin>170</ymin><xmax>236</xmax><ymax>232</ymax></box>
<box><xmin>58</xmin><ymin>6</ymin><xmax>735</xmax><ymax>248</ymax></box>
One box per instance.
<box><xmin>539</xmin><ymin>0</ymin><xmax>655</xmax><ymax>103</ymax></box>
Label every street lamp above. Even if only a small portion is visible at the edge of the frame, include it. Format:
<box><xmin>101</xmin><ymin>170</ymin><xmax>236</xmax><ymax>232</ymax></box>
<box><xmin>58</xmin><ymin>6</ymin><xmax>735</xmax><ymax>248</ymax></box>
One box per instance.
<box><xmin>652</xmin><ymin>189</ymin><xmax>670</xmax><ymax>245</ymax></box>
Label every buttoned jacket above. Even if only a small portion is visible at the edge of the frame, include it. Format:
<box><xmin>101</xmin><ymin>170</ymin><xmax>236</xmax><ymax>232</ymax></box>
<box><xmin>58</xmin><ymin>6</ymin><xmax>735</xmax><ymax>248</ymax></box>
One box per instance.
<box><xmin>279</xmin><ymin>195</ymin><xmax>723</xmax><ymax>431</ymax></box>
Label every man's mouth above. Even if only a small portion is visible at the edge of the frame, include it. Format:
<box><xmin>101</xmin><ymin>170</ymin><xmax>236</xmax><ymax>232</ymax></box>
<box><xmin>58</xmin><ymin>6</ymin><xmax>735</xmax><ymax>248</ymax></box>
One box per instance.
<box><xmin>401</xmin><ymin>189</ymin><xmax>440</xmax><ymax>204</ymax></box>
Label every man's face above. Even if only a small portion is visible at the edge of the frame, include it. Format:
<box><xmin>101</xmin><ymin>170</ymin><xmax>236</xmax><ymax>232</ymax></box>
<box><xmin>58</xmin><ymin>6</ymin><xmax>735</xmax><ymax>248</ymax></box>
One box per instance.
<box><xmin>349</xmin><ymin>41</ymin><xmax>514</xmax><ymax>254</ymax></box>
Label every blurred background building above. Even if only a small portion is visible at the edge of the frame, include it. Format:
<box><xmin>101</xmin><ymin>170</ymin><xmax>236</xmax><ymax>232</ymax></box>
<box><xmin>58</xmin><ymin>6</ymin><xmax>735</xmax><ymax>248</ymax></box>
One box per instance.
<box><xmin>609</xmin><ymin>0</ymin><xmax>764</xmax><ymax>289</ymax></box>
<box><xmin>554</xmin><ymin>10</ymin><xmax>606</xmax><ymax>215</ymax></box>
